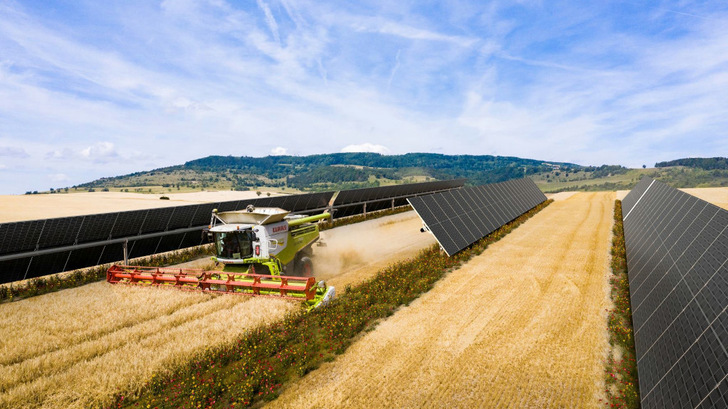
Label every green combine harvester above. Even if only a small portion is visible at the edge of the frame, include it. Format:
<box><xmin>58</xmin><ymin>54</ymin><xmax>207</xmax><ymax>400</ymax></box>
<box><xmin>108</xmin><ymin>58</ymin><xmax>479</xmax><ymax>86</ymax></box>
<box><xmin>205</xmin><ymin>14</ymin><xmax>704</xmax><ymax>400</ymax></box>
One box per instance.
<box><xmin>107</xmin><ymin>206</ymin><xmax>335</xmax><ymax>310</ymax></box>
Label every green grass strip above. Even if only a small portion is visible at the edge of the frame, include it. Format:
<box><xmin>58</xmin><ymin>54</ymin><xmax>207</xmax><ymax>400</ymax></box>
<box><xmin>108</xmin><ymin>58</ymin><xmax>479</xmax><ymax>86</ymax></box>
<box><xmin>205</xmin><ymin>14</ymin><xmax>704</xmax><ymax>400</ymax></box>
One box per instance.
<box><xmin>603</xmin><ymin>200</ymin><xmax>640</xmax><ymax>408</ymax></box>
<box><xmin>114</xmin><ymin>200</ymin><xmax>553</xmax><ymax>409</ymax></box>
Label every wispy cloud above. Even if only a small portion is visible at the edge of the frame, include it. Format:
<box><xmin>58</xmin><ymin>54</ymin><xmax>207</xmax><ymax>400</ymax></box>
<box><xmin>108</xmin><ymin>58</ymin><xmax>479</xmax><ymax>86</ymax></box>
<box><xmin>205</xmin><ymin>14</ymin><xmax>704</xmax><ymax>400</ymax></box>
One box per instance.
<box><xmin>0</xmin><ymin>146</ymin><xmax>29</xmax><ymax>158</ymax></box>
<box><xmin>256</xmin><ymin>0</ymin><xmax>281</xmax><ymax>46</ymax></box>
<box><xmin>350</xmin><ymin>18</ymin><xmax>477</xmax><ymax>47</ymax></box>
<box><xmin>386</xmin><ymin>49</ymin><xmax>401</xmax><ymax>92</ymax></box>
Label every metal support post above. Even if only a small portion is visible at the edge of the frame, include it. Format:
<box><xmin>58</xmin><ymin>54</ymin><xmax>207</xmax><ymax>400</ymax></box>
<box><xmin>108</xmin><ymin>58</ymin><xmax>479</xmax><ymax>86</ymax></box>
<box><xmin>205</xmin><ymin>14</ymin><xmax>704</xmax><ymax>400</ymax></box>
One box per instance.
<box><xmin>123</xmin><ymin>239</ymin><xmax>129</xmax><ymax>266</ymax></box>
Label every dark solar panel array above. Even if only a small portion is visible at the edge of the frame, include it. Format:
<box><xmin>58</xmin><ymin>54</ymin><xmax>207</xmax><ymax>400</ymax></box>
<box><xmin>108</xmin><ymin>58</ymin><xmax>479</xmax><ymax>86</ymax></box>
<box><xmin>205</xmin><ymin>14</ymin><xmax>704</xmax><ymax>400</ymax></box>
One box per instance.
<box><xmin>623</xmin><ymin>176</ymin><xmax>728</xmax><ymax>409</ymax></box>
<box><xmin>0</xmin><ymin>191</ymin><xmax>334</xmax><ymax>284</ymax></box>
<box><xmin>331</xmin><ymin>178</ymin><xmax>466</xmax><ymax>219</ymax></box>
<box><xmin>622</xmin><ymin>176</ymin><xmax>654</xmax><ymax>217</ymax></box>
<box><xmin>407</xmin><ymin>178</ymin><xmax>546</xmax><ymax>256</ymax></box>
<box><xmin>0</xmin><ymin>180</ymin><xmax>464</xmax><ymax>284</ymax></box>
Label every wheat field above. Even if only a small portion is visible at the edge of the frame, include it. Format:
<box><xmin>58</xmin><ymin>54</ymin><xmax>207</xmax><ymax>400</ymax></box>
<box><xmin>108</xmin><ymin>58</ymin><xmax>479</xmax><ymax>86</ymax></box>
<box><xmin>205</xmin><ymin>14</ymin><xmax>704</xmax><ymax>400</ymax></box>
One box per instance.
<box><xmin>0</xmin><ymin>282</ymin><xmax>296</xmax><ymax>408</ymax></box>
<box><xmin>270</xmin><ymin>192</ymin><xmax>614</xmax><ymax>408</ymax></box>
<box><xmin>0</xmin><ymin>211</ymin><xmax>434</xmax><ymax>408</ymax></box>
<box><xmin>681</xmin><ymin>187</ymin><xmax>728</xmax><ymax>210</ymax></box>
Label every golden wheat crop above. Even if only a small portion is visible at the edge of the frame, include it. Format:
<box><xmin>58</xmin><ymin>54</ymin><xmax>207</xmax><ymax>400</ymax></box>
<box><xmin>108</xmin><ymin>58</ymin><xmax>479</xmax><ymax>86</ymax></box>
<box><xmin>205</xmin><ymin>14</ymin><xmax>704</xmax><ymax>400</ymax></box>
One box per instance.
<box><xmin>0</xmin><ymin>282</ymin><xmax>296</xmax><ymax>408</ymax></box>
<box><xmin>270</xmin><ymin>192</ymin><xmax>614</xmax><ymax>409</ymax></box>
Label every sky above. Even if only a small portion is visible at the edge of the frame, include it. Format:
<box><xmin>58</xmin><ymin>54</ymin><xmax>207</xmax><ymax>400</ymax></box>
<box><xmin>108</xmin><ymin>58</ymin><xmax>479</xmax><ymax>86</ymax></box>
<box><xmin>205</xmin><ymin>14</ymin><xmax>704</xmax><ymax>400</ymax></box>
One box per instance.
<box><xmin>1</xmin><ymin>0</ymin><xmax>727</xmax><ymax>194</ymax></box>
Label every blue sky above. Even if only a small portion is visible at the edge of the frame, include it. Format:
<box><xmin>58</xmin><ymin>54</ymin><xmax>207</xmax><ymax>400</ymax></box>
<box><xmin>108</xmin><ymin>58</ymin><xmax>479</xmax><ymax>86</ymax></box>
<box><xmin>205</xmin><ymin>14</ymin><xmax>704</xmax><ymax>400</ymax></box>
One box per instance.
<box><xmin>1</xmin><ymin>0</ymin><xmax>727</xmax><ymax>194</ymax></box>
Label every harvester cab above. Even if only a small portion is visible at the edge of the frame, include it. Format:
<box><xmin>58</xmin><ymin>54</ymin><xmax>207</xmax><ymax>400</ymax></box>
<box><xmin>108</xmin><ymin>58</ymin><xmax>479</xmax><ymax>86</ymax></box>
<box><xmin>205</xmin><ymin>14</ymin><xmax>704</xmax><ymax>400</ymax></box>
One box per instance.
<box><xmin>107</xmin><ymin>206</ymin><xmax>335</xmax><ymax>311</ymax></box>
<box><xmin>208</xmin><ymin>206</ymin><xmax>326</xmax><ymax>277</ymax></box>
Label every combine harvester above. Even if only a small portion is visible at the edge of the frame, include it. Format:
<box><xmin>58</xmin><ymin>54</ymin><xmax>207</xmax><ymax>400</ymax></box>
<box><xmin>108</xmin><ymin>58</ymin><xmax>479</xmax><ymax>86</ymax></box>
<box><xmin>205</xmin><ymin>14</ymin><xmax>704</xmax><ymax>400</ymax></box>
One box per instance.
<box><xmin>107</xmin><ymin>206</ymin><xmax>335</xmax><ymax>310</ymax></box>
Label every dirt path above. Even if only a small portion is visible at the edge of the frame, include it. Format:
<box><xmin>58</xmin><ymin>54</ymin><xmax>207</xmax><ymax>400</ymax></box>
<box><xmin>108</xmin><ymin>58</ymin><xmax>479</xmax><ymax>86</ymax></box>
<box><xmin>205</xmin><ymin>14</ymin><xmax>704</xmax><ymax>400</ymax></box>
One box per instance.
<box><xmin>269</xmin><ymin>192</ymin><xmax>614</xmax><ymax>409</ymax></box>
<box><xmin>0</xmin><ymin>211</ymin><xmax>433</xmax><ymax>408</ymax></box>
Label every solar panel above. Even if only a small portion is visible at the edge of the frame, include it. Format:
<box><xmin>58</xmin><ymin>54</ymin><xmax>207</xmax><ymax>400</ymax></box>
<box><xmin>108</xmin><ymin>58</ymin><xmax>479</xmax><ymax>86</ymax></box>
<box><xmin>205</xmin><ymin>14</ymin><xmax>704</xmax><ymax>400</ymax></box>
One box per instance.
<box><xmin>329</xmin><ymin>179</ymin><xmax>466</xmax><ymax>219</ymax></box>
<box><xmin>408</xmin><ymin>178</ymin><xmax>546</xmax><ymax>256</ymax></box>
<box><xmin>623</xmin><ymin>177</ymin><xmax>728</xmax><ymax>409</ymax></box>
<box><xmin>0</xmin><ymin>220</ymin><xmax>45</xmax><ymax>255</ymax></box>
<box><xmin>37</xmin><ymin>216</ymin><xmax>84</xmax><ymax>249</ymax></box>
<box><xmin>333</xmin><ymin>179</ymin><xmax>466</xmax><ymax>207</ymax></box>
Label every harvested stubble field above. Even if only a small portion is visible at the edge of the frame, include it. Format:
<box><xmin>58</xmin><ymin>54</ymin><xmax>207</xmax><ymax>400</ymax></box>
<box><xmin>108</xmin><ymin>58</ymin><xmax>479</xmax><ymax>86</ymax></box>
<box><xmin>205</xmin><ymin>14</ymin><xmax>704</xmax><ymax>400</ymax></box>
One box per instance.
<box><xmin>270</xmin><ymin>192</ymin><xmax>614</xmax><ymax>409</ymax></box>
<box><xmin>0</xmin><ymin>211</ymin><xmax>434</xmax><ymax>408</ymax></box>
<box><xmin>314</xmin><ymin>211</ymin><xmax>436</xmax><ymax>289</ymax></box>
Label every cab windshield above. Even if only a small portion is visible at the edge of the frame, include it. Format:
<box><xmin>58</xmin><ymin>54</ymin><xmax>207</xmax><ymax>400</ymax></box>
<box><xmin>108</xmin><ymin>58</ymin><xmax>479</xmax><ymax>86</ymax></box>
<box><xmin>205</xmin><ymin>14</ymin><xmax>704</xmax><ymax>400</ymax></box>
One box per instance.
<box><xmin>215</xmin><ymin>231</ymin><xmax>254</xmax><ymax>259</ymax></box>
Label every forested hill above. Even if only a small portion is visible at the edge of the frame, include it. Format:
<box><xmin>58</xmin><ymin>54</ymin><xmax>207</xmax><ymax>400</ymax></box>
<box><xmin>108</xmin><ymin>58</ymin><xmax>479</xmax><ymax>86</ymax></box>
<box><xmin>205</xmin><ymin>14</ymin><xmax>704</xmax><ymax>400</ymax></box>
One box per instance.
<box><xmin>77</xmin><ymin>153</ymin><xmax>583</xmax><ymax>192</ymax></box>
<box><xmin>184</xmin><ymin>153</ymin><xmax>580</xmax><ymax>185</ymax></box>
<box><xmin>655</xmin><ymin>157</ymin><xmax>728</xmax><ymax>170</ymax></box>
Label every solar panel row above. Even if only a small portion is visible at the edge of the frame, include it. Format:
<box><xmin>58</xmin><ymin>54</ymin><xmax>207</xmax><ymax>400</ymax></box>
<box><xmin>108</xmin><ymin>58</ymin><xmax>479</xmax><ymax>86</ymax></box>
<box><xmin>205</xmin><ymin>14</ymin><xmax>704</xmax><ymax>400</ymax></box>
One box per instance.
<box><xmin>623</xmin><ymin>177</ymin><xmax>728</xmax><ymax>409</ymax></box>
<box><xmin>407</xmin><ymin>178</ymin><xmax>546</xmax><ymax>256</ymax></box>
<box><xmin>0</xmin><ymin>180</ymin><xmax>463</xmax><ymax>284</ymax></box>
<box><xmin>0</xmin><ymin>191</ymin><xmax>334</xmax><ymax>257</ymax></box>
<box><xmin>622</xmin><ymin>176</ymin><xmax>654</xmax><ymax>217</ymax></box>
<box><xmin>0</xmin><ymin>192</ymin><xmax>334</xmax><ymax>284</ymax></box>
<box><xmin>331</xmin><ymin>179</ymin><xmax>466</xmax><ymax>219</ymax></box>
<box><xmin>333</xmin><ymin>178</ymin><xmax>466</xmax><ymax>206</ymax></box>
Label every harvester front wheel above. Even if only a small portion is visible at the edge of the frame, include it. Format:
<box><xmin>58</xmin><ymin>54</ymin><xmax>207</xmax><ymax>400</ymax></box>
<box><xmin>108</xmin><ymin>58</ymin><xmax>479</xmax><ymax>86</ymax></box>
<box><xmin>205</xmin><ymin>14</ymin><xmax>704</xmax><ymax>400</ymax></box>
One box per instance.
<box><xmin>297</xmin><ymin>256</ymin><xmax>314</xmax><ymax>277</ymax></box>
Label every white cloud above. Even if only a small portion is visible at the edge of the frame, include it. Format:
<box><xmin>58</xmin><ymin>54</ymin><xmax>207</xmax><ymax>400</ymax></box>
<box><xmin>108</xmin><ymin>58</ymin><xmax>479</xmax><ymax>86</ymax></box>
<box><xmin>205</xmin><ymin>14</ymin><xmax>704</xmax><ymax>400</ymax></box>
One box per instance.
<box><xmin>271</xmin><ymin>146</ymin><xmax>287</xmax><ymax>155</ymax></box>
<box><xmin>0</xmin><ymin>164</ymin><xmax>7</xmax><ymax>170</ymax></box>
<box><xmin>48</xmin><ymin>173</ymin><xmax>69</xmax><ymax>182</ymax></box>
<box><xmin>47</xmin><ymin>142</ymin><xmax>119</xmax><ymax>163</ymax></box>
<box><xmin>80</xmin><ymin>142</ymin><xmax>117</xmax><ymax>159</ymax></box>
<box><xmin>341</xmin><ymin>143</ymin><xmax>391</xmax><ymax>154</ymax></box>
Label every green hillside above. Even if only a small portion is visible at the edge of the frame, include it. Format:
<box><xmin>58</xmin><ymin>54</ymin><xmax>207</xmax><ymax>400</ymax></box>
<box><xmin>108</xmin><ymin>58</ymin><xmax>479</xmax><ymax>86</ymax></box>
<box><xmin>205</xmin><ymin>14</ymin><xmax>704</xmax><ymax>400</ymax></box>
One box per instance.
<box><xmin>534</xmin><ymin>163</ymin><xmax>728</xmax><ymax>193</ymax></box>
<box><xmin>656</xmin><ymin>157</ymin><xmax>728</xmax><ymax>170</ymax></box>
<box><xmin>61</xmin><ymin>154</ymin><xmax>728</xmax><ymax>195</ymax></box>
<box><xmin>74</xmin><ymin>153</ymin><xmax>581</xmax><ymax>193</ymax></box>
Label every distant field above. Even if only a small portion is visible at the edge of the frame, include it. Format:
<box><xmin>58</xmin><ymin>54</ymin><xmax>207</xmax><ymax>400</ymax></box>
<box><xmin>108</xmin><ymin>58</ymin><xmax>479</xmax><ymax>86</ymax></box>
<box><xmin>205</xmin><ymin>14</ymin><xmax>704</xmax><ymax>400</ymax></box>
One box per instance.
<box><xmin>0</xmin><ymin>189</ymin><xmax>285</xmax><ymax>223</ymax></box>
<box><xmin>616</xmin><ymin>187</ymin><xmax>728</xmax><ymax>210</ymax></box>
<box><xmin>534</xmin><ymin>167</ymin><xmax>728</xmax><ymax>193</ymax></box>
<box><xmin>534</xmin><ymin>168</ymin><xmax>649</xmax><ymax>192</ymax></box>
<box><xmin>681</xmin><ymin>187</ymin><xmax>728</xmax><ymax>210</ymax></box>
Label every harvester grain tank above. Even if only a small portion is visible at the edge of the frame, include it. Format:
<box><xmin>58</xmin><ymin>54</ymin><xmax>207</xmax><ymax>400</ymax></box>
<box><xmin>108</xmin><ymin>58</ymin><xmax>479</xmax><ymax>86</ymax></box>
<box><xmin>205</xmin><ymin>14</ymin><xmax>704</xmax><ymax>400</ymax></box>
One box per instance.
<box><xmin>107</xmin><ymin>206</ymin><xmax>335</xmax><ymax>310</ymax></box>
